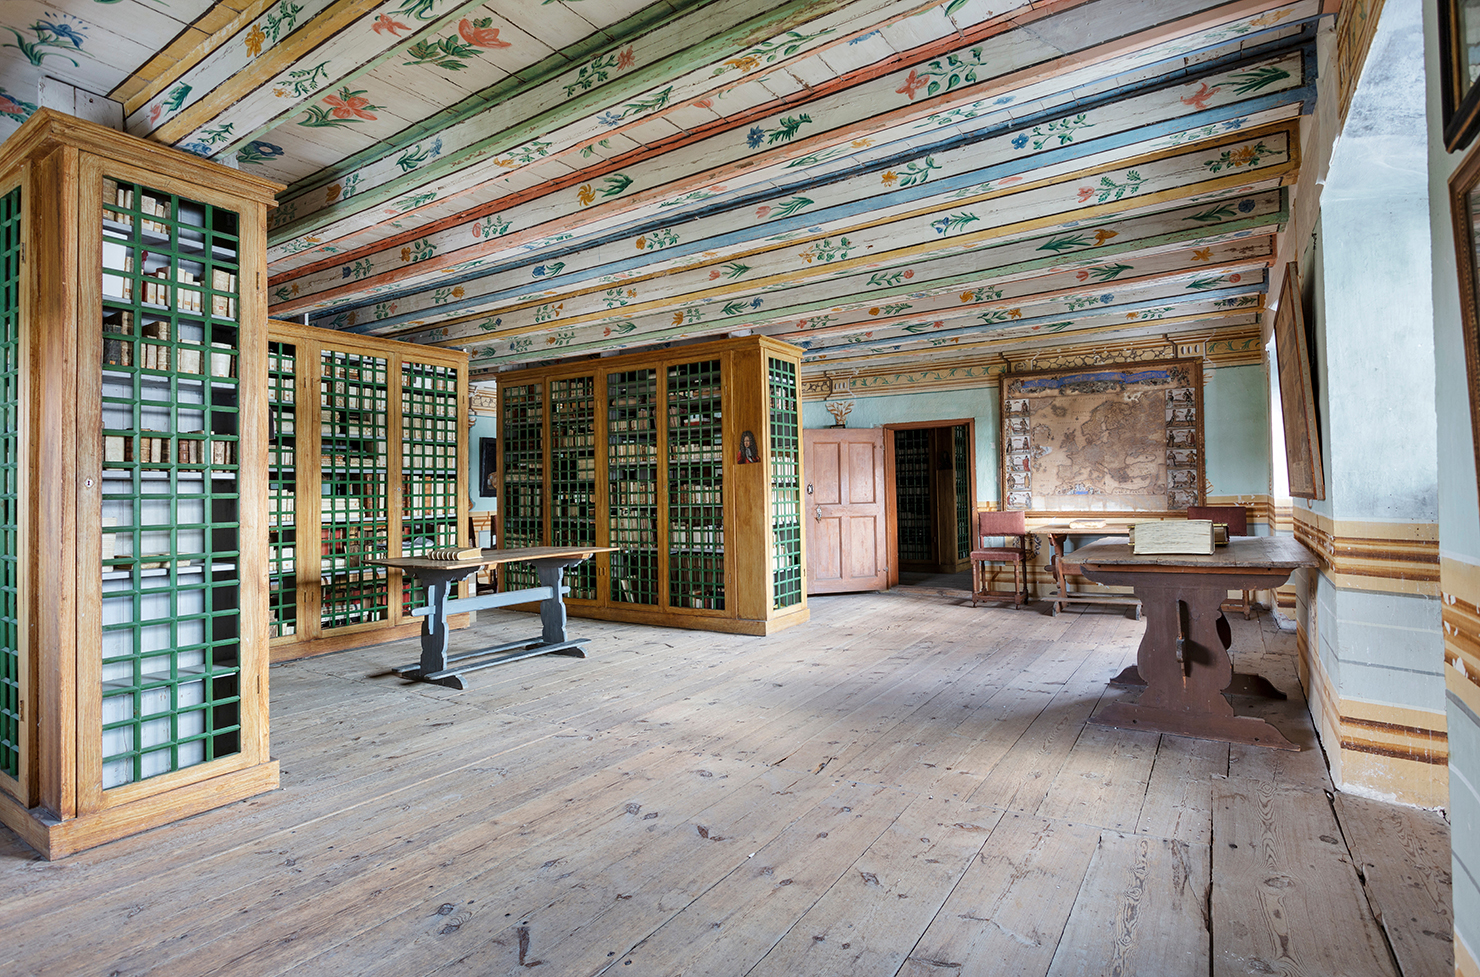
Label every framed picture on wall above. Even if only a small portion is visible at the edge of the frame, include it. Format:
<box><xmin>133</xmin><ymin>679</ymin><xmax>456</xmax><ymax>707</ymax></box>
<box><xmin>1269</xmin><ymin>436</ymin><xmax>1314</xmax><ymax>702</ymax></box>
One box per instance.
<box><xmin>1271</xmin><ymin>261</ymin><xmax>1325</xmax><ymax>500</ymax></box>
<box><xmin>998</xmin><ymin>359</ymin><xmax>1203</xmax><ymax>512</ymax></box>
<box><xmin>1448</xmin><ymin>142</ymin><xmax>1480</xmax><ymax>500</ymax></box>
<box><xmin>1441</xmin><ymin>0</ymin><xmax>1480</xmax><ymax>152</ymax></box>
<box><xmin>478</xmin><ymin>436</ymin><xmax>498</xmax><ymax>498</ymax></box>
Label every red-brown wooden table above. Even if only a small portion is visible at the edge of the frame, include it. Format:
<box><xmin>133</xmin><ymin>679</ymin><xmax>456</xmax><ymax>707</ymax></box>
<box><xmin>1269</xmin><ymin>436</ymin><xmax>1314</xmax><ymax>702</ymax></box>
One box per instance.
<box><xmin>1060</xmin><ymin>535</ymin><xmax>1318</xmax><ymax>750</ymax></box>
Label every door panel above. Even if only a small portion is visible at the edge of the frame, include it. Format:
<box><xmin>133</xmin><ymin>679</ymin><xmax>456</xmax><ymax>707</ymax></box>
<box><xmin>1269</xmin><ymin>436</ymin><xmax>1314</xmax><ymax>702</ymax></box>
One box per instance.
<box><xmin>847</xmin><ymin>516</ymin><xmax>881</xmax><ymax>577</ymax></box>
<box><xmin>805</xmin><ymin>428</ymin><xmax>888</xmax><ymax>594</ymax></box>
<box><xmin>847</xmin><ymin>442</ymin><xmax>877</xmax><ymax>503</ymax></box>
<box><xmin>812</xmin><ymin>442</ymin><xmax>842</xmax><ymax>505</ymax></box>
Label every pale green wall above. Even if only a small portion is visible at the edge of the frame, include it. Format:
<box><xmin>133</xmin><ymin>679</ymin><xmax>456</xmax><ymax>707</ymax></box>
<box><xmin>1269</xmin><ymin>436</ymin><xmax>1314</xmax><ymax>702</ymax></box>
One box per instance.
<box><xmin>1202</xmin><ymin>362</ymin><xmax>1272</xmax><ymax>502</ymax></box>
<box><xmin>468</xmin><ymin>412</ymin><xmax>497</xmax><ymax>515</ymax></box>
<box><xmin>802</xmin><ymin>386</ymin><xmax>1001</xmax><ymax>503</ymax></box>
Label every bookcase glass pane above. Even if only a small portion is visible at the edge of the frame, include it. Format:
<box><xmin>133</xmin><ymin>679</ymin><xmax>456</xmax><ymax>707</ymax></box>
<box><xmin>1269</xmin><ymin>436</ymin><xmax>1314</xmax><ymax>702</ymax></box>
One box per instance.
<box><xmin>401</xmin><ymin>361</ymin><xmax>461</xmax><ymax>613</ymax></box>
<box><xmin>268</xmin><ymin>343</ymin><xmax>296</xmax><ymax>639</ymax></box>
<box><xmin>99</xmin><ymin>179</ymin><xmax>242</xmax><ymax>789</ymax></box>
<box><xmin>953</xmin><ymin>424</ymin><xmax>971</xmax><ymax>562</ymax></box>
<box><xmin>895</xmin><ymin>429</ymin><xmax>931</xmax><ymax>563</ymax></box>
<box><xmin>607</xmin><ymin>369</ymin><xmax>658</xmax><ymax>605</ymax></box>
<box><xmin>550</xmin><ymin>377</ymin><xmax>597</xmax><ymax>601</ymax></box>
<box><xmin>767</xmin><ymin>357</ymin><xmax>802</xmax><ymax>610</ymax></box>
<box><xmin>320</xmin><ymin>351</ymin><xmax>389</xmax><ymax>630</ymax></box>
<box><xmin>0</xmin><ymin>186</ymin><xmax>20</xmax><ymax>780</ymax></box>
<box><xmin>500</xmin><ymin>383</ymin><xmax>544</xmax><ymax>591</ymax></box>
<box><xmin>668</xmin><ymin>360</ymin><xmax>723</xmax><ymax>610</ymax></box>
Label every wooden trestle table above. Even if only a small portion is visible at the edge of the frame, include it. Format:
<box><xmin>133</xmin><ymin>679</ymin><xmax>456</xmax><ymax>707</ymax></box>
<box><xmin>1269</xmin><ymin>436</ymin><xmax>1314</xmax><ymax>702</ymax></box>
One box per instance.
<box><xmin>1059</xmin><ymin>535</ymin><xmax>1319</xmax><ymax>750</ymax></box>
<box><xmin>372</xmin><ymin>546</ymin><xmax>615</xmax><ymax>689</ymax></box>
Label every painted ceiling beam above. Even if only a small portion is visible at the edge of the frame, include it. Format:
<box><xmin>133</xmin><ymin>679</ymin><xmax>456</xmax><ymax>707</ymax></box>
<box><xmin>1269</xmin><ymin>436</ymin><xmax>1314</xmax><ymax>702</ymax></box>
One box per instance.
<box><xmin>262</xmin><ymin>0</ymin><xmax>1315</xmax><ymax>282</ymax></box>
<box><xmin>279</xmin><ymin>41</ymin><xmax>1310</xmax><ymax>323</ymax></box>
<box><xmin>332</xmin><ymin>119</ymin><xmax>1297</xmax><ymax>360</ymax></box>
<box><xmin>261</xmin><ymin>0</ymin><xmax>979</xmax><ymax>246</ymax></box>
<box><xmin>455</xmin><ymin>184</ymin><xmax>1288</xmax><ymax>367</ymax></box>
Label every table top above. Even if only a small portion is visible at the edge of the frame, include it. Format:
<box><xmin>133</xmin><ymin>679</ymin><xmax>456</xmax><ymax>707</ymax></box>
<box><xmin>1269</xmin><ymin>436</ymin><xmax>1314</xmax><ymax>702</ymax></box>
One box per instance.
<box><xmin>1032</xmin><ymin>523</ymin><xmax>1132</xmax><ymax>536</ymax></box>
<box><xmin>1062</xmin><ymin>535</ymin><xmax>1319</xmax><ymax>570</ymax></box>
<box><xmin>371</xmin><ymin>546</ymin><xmax>616</xmax><ymax>571</ymax></box>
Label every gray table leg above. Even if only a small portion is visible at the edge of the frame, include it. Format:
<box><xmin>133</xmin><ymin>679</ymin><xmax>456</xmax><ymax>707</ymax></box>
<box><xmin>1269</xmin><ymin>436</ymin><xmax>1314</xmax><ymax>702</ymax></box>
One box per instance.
<box><xmin>535</xmin><ymin>556</ymin><xmax>588</xmax><ymax>653</ymax></box>
<box><xmin>416</xmin><ymin>567</ymin><xmax>474</xmax><ymax>676</ymax></box>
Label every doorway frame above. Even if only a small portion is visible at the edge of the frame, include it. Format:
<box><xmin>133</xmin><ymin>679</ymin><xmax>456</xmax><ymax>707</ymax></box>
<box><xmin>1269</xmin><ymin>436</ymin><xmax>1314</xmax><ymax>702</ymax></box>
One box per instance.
<box><xmin>882</xmin><ymin>417</ymin><xmax>977</xmax><ymax>587</ymax></box>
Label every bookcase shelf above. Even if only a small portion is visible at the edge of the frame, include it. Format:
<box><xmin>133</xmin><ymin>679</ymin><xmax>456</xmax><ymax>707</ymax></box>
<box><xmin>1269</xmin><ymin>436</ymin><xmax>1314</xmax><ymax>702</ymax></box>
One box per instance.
<box><xmin>265</xmin><ymin>320</ymin><xmax>468</xmax><ymax>661</ymax></box>
<box><xmin>494</xmin><ymin>335</ymin><xmax>807</xmax><ymax>636</ymax></box>
<box><xmin>0</xmin><ymin>109</ymin><xmax>280</xmax><ymax>858</ymax></box>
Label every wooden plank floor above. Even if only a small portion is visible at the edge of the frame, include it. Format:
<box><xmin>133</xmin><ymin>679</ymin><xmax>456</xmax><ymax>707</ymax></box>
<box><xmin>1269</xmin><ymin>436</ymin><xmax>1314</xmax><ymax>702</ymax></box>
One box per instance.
<box><xmin>0</xmin><ymin>591</ymin><xmax>1454</xmax><ymax>977</ymax></box>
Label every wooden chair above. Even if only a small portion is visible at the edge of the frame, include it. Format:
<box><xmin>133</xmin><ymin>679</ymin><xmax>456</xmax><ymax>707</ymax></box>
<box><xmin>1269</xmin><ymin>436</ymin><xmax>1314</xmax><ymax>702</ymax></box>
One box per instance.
<box><xmin>971</xmin><ymin>510</ymin><xmax>1030</xmax><ymax>608</ymax></box>
<box><xmin>1187</xmin><ymin>505</ymin><xmax>1252</xmax><ymax>618</ymax></box>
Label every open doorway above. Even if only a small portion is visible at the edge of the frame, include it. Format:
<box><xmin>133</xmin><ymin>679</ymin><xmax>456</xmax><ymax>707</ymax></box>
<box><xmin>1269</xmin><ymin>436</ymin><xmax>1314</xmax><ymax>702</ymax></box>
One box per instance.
<box><xmin>885</xmin><ymin>419</ymin><xmax>976</xmax><ymax>582</ymax></box>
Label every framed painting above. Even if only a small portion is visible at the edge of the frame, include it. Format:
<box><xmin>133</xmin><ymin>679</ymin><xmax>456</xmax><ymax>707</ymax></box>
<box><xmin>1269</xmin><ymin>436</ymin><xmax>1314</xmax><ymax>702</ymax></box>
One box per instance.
<box><xmin>1449</xmin><ymin>142</ymin><xmax>1480</xmax><ymax>500</ymax></box>
<box><xmin>478</xmin><ymin>436</ymin><xmax>498</xmax><ymax>498</ymax></box>
<box><xmin>1441</xmin><ymin>0</ymin><xmax>1480</xmax><ymax>152</ymax></box>
<box><xmin>1271</xmin><ymin>261</ymin><xmax>1325</xmax><ymax>500</ymax></box>
<box><xmin>999</xmin><ymin>359</ymin><xmax>1203</xmax><ymax>512</ymax></box>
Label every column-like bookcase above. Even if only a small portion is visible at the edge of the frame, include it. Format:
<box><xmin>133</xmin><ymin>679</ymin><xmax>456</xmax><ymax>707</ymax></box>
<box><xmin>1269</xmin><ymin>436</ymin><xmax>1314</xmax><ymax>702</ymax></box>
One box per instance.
<box><xmin>0</xmin><ymin>109</ymin><xmax>280</xmax><ymax>857</ymax></box>
<box><xmin>265</xmin><ymin>320</ymin><xmax>468</xmax><ymax>661</ymax></box>
<box><xmin>494</xmin><ymin>335</ymin><xmax>807</xmax><ymax>635</ymax></box>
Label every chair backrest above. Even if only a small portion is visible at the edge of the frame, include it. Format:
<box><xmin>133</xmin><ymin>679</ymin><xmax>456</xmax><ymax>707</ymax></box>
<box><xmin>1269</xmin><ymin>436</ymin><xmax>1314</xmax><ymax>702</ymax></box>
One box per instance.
<box><xmin>1187</xmin><ymin>505</ymin><xmax>1247</xmax><ymax>537</ymax></box>
<box><xmin>979</xmin><ymin>508</ymin><xmax>1027</xmax><ymax>539</ymax></box>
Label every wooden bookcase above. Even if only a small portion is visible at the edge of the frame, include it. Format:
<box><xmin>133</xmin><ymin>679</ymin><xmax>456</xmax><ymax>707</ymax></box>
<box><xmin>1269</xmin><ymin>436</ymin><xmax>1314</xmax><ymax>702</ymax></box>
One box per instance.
<box><xmin>265</xmin><ymin>320</ymin><xmax>469</xmax><ymax>661</ymax></box>
<box><xmin>0</xmin><ymin>110</ymin><xmax>280</xmax><ymax>857</ymax></box>
<box><xmin>494</xmin><ymin>335</ymin><xmax>807</xmax><ymax>635</ymax></box>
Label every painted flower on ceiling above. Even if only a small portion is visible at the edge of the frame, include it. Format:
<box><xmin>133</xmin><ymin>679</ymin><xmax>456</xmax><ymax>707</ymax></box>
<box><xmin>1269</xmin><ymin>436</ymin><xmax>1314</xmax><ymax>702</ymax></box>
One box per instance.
<box><xmin>0</xmin><ymin>88</ymin><xmax>36</xmax><ymax>123</ymax></box>
<box><xmin>324</xmin><ymin>88</ymin><xmax>379</xmax><ymax>120</ymax></box>
<box><xmin>895</xmin><ymin>70</ymin><xmax>928</xmax><ymax>100</ymax></box>
<box><xmin>237</xmin><ymin>141</ymin><xmax>284</xmax><ymax>166</ymax></box>
<box><xmin>372</xmin><ymin>14</ymin><xmax>409</xmax><ymax>35</ymax></box>
<box><xmin>459</xmin><ymin>18</ymin><xmax>509</xmax><ymax>48</ymax></box>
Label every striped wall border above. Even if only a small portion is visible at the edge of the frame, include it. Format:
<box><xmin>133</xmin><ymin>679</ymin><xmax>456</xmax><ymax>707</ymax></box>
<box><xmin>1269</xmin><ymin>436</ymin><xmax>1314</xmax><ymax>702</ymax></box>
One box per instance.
<box><xmin>1443</xmin><ymin>556</ymin><xmax>1480</xmax><ymax>720</ymax></box>
<box><xmin>1296</xmin><ymin>615</ymin><xmax>1449</xmax><ymax>808</ymax></box>
<box><xmin>1292</xmin><ymin>508</ymin><xmax>1440</xmax><ymax>596</ymax></box>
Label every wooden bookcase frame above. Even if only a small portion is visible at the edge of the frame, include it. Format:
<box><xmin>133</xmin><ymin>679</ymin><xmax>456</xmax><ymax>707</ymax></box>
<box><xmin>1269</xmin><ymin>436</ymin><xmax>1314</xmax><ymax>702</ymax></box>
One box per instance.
<box><xmin>493</xmin><ymin>335</ymin><xmax>808</xmax><ymax>636</ymax></box>
<box><xmin>0</xmin><ymin>110</ymin><xmax>280</xmax><ymax>857</ymax></box>
<box><xmin>265</xmin><ymin>320</ymin><xmax>470</xmax><ymax>662</ymax></box>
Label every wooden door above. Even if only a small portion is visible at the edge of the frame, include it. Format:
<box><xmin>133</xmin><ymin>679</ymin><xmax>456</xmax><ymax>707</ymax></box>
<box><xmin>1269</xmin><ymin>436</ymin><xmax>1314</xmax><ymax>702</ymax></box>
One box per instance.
<box><xmin>804</xmin><ymin>428</ymin><xmax>888</xmax><ymax>593</ymax></box>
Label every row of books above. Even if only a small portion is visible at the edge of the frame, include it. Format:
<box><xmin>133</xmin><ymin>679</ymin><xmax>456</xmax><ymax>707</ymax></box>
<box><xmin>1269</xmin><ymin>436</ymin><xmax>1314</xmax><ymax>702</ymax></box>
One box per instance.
<box><xmin>670</xmin><ymin>526</ymin><xmax>724</xmax><ymax>547</ymax></box>
<box><xmin>673</xmin><ymin>485</ymin><xmax>721</xmax><ymax>505</ymax></box>
<box><xmin>104</xmin><ymin>434</ymin><xmax>234</xmax><ymax>465</ymax></box>
<box><xmin>612</xmin><ymin>484</ymin><xmax>658</xmax><ymax>505</ymax></box>
<box><xmin>104</xmin><ymin>181</ymin><xmax>173</xmax><ymax>234</ymax></box>
<box><xmin>669</xmin><ymin>443</ymin><xmax>722</xmax><ymax>463</ymax></box>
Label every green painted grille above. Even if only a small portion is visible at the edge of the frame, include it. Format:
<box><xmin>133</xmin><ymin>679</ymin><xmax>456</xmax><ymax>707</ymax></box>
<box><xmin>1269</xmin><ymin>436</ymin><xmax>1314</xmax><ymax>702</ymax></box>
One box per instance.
<box><xmin>767</xmin><ymin>357</ymin><xmax>802</xmax><ymax>609</ymax></box>
<box><xmin>400</xmin><ymin>361</ymin><xmax>461</xmax><ymax>612</ymax></box>
<box><xmin>895</xmin><ymin>429</ymin><xmax>932</xmax><ymax>563</ymax></box>
<box><xmin>98</xmin><ymin>180</ymin><xmax>243</xmax><ymax>788</ymax></box>
<box><xmin>319</xmin><ymin>351</ymin><xmax>389</xmax><ymax>629</ymax></box>
<box><xmin>267</xmin><ymin>343</ymin><xmax>296</xmax><ymax>639</ymax></box>
<box><xmin>0</xmin><ymin>185</ymin><xmax>21</xmax><ymax>780</ymax></box>
<box><xmin>607</xmin><ymin>369</ymin><xmax>658</xmax><ymax>605</ymax></box>
<box><xmin>549</xmin><ymin>376</ymin><xmax>597</xmax><ymax>600</ymax></box>
<box><xmin>500</xmin><ymin>383</ymin><xmax>544</xmax><ymax>591</ymax></box>
<box><xmin>954</xmin><ymin>424</ymin><xmax>971</xmax><ymax>562</ymax></box>
<box><xmin>668</xmin><ymin>360</ymin><xmax>723</xmax><ymax>610</ymax></box>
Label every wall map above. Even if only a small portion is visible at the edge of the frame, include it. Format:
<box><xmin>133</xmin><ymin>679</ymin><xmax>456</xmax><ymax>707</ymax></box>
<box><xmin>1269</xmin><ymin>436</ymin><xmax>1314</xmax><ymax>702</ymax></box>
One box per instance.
<box><xmin>1001</xmin><ymin>360</ymin><xmax>1204</xmax><ymax>511</ymax></box>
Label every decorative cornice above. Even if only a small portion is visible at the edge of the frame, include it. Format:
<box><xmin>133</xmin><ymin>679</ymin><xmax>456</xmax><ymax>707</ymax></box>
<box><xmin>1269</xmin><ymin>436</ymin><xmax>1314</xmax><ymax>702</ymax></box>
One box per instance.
<box><xmin>800</xmin><ymin>324</ymin><xmax>1264</xmax><ymax>400</ymax></box>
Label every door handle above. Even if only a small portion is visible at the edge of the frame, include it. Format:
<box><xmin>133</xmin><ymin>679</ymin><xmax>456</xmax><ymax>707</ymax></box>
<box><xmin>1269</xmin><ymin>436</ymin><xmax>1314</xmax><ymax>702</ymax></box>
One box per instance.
<box><xmin>815</xmin><ymin>505</ymin><xmax>822</xmax><ymax>521</ymax></box>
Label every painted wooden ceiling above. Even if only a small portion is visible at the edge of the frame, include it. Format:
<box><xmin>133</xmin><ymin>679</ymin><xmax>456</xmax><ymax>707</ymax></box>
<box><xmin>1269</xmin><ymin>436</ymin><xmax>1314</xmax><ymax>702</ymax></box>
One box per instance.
<box><xmin>1</xmin><ymin>0</ymin><xmax>1336</xmax><ymax>379</ymax></box>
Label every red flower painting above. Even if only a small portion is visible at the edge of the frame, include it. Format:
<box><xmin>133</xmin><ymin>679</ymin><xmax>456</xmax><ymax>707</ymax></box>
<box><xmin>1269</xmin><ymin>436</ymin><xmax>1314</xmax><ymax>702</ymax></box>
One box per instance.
<box><xmin>459</xmin><ymin>18</ymin><xmax>510</xmax><ymax>48</ymax></box>
<box><xmin>323</xmin><ymin>90</ymin><xmax>378</xmax><ymax>121</ymax></box>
